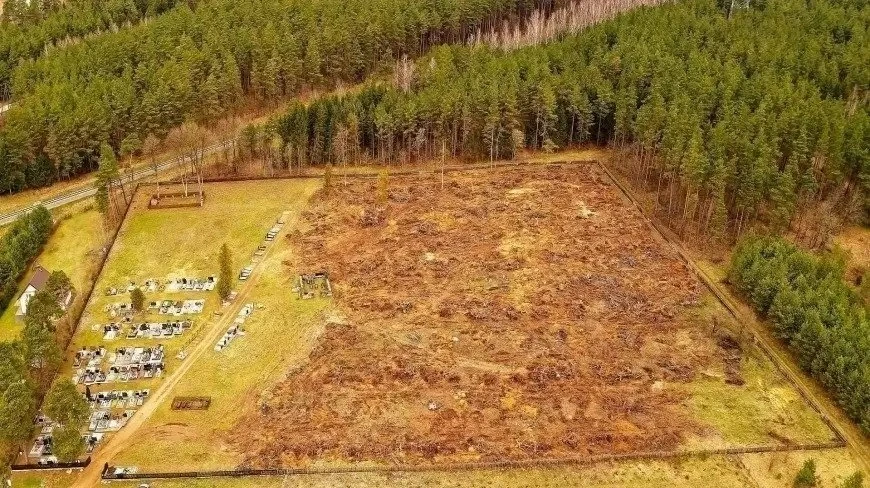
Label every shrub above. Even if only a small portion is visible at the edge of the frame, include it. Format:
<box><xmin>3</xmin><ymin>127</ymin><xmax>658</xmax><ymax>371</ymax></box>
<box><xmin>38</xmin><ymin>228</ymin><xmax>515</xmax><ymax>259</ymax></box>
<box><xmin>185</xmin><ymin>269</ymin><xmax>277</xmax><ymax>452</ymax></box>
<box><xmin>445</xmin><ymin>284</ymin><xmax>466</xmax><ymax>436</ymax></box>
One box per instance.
<box><xmin>793</xmin><ymin>459</ymin><xmax>818</xmax><ymax>488</ymax></box>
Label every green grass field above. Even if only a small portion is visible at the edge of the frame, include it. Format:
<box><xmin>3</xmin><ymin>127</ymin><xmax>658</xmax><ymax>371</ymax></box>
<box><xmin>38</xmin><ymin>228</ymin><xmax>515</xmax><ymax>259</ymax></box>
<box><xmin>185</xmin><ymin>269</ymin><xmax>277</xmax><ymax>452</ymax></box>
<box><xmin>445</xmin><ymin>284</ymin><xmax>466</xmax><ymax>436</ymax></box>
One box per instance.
<box><xmin>103</xmin><ymin>180</ymin><xmax>318</xmax><ymax>283</ymax></box>
<box><xmin>0</xmin><ymin>203</ymin><xmax>104</xmax><ymax>342</ymax></box>
<box><xmin>678</xmin><ymin>297</ymin><xmax>834</xmax><ymax>448</ymax></box>
<box><xmin>113</xmin><ymin>182</ymin><xmax>328</xmax><ymax>469</ymax></box>
<box><xmin>685</xmin><ymin>354</ymin><xmax>834</xmax><ymax>446</ymax></box>
<box><xmin>11</xmin><ymin>470</ymin><xmax>80</xmax><ymax>488</ymax></box>
<box><xmin>65</xmin><ymin>180</ymin><xmax>320</xmax><ymax>397</ymax></box>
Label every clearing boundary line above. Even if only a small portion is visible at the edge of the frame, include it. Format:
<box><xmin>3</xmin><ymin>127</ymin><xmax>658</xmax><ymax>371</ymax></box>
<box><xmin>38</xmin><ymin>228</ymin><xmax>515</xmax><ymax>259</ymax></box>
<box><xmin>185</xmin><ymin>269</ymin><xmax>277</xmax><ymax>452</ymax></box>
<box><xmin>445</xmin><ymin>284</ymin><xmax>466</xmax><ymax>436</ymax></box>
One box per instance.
<box><xmin>102</xmin><ymin>442</ymin><xmax>846</xmax><ymax>481</ymax></box>
<box><xmin>597</xmin><ymin>162</ymin><xmax>870</xmax><ymax>474</ymax></box>
<box><xmin>597</xmin><ymin>162</ymin><xmax>847</xmax><ymax>443</ymax></box>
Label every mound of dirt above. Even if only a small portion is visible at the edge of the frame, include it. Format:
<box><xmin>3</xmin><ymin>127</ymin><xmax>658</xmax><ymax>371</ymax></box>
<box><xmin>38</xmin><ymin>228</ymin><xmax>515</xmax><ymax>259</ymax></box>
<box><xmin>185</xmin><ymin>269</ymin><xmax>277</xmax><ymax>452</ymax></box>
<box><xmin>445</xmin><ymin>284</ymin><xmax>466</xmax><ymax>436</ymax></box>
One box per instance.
<box><xmin>230</xmin><ymin>165</ymin><xmax>724</xmax><ymax>467</ymax></box>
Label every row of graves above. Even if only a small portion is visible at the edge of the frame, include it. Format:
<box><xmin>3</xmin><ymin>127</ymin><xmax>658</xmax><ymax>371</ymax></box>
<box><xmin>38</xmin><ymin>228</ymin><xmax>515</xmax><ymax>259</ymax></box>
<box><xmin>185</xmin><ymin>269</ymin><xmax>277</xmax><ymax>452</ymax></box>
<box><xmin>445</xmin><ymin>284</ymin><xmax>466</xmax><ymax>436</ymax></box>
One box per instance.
<box><xmin>239</xmin><ymin>213</ymin><xmax>288</xmax><ymax>281</ymax></box>
<box><xmin>29</xmin><ymin>414</ymin><xmax>104</xmax><ymax>465</ymax></box>
<box><xmin>104</xmin><ymin>276</ymin><xmax>217</xmax><ymax>296</ymax></box>
<box><xmin>57</xmin><ymin>272</ymin><xmax>222</xmax><ymax>453</ymax></box>
<box><xmin>126</xmin><ymin>319</ymin><xmax>193</xmax><ymax>340</ymax></box>
<box><xmin>214</xmin><ymin>303</ymin><xmax>253</xmax><ymax>352</ymax></box>
<box><xmin>100</xmin><ymin>320</ymin><xmax>193</xmax><ymax>341</ymax></box>
<box><xmin>71</xmin><ymin>345</ymin><xmax>165</xmax><ymax>385</ymax></box>
<box><xmin>86</xmin><ymin>389</ymin><xmax>150</xmax><ymax>433</ymax></box>
<box><xmin>104</xmin><ymin>298</ymin><xmax>205</xmax><ymax>319</ymax></box>
<box><xmin>149</xmin><ymin>299</ymin><xmax>206</xmax><ymax>315</ymax></box>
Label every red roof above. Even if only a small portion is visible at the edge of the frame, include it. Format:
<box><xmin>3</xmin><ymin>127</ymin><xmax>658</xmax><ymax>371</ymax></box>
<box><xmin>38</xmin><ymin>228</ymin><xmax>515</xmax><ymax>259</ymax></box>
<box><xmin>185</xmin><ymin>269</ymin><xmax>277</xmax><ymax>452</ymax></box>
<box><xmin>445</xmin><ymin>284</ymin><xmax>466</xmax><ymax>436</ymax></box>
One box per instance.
<box><xmin>28</xmin><ymin>266</ymin><xmax>50</xmax><ymax>291</ymax></box>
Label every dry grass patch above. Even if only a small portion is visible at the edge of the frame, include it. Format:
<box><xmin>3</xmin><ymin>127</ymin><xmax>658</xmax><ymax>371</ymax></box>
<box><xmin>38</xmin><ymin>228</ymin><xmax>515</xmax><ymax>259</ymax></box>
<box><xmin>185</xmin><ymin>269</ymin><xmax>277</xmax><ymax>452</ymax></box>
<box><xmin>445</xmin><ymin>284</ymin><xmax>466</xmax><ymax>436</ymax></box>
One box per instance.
<box><xmin>105</xmin><ymin>455</ymin><xmax>754</xmax><ymax>488</ymax></box>
<box><xmin>740</xmin><ymin>448</ymin><xmax>864</xmax><ymax>488</ymax></box>
<box><xmin>11</xmin><ymin>470</ymin><xmax>80</xmax><ymax>488</ymax></box>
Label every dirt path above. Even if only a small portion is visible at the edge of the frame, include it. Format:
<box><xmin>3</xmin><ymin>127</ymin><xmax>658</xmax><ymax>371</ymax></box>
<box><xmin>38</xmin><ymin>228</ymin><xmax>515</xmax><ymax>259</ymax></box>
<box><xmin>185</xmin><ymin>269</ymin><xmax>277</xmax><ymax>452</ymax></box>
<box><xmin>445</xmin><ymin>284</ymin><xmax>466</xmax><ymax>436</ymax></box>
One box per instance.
<box><xmin>598</xmin><ymin>163</ymin><xmax>870</xmax><ymax>476</ymax></box>
<box><xmin>72</xmin><ymin>217</ymin><xmax>293</xmax><ymax>488</ymax></box>
<box><xmin>381</xmin><ymin>328</ymin><xmax>517</xmax><ymax>375</ymax></box>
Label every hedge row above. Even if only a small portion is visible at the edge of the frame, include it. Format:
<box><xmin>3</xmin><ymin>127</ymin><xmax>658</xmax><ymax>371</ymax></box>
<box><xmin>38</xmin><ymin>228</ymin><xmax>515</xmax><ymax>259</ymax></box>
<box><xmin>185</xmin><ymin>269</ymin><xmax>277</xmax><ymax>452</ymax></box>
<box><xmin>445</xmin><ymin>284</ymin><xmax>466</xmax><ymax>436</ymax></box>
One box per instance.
<box><xmin>0</xmin><ymin>206</ymin><xmax>53</xmax><ymax>310</ymax></box>
<box><xmin>729</xmin><ymin>236</ymin><xmax>869</xmax><ymax>434</ymax></box>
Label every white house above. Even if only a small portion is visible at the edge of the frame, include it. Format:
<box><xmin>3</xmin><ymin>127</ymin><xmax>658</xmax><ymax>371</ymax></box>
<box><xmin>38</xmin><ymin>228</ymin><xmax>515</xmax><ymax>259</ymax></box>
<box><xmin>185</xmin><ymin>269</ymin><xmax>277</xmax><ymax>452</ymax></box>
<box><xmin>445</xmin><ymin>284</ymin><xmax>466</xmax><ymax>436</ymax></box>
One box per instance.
<box><xmin>17</xmin><ymin>266</ymin><xmax>50</xmax><ymax>316</ymax></box>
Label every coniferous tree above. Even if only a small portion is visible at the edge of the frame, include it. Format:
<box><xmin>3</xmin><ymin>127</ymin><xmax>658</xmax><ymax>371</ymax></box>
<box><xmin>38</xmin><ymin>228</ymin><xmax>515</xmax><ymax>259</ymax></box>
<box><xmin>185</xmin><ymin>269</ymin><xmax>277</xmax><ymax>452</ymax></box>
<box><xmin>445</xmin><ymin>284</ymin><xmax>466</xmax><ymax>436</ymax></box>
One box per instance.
<box><xmin>730</xmin><ymin>235</ymin><xmax>870</xmax><ymax>434</ymax></box>
<box><xmin>218</xmin><ymin>243</ymin><xmax>233</xmax><ymax>301</ymax></box>
<box><xmin>130</xmin><ymin>288</ymin><xmax>145</xmax><ymax>313</ymax></box>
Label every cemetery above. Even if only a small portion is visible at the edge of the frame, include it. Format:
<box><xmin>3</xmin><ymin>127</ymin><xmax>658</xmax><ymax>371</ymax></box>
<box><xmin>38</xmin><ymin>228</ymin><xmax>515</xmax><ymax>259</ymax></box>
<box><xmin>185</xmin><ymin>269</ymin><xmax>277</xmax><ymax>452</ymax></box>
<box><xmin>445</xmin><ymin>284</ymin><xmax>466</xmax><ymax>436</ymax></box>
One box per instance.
<box><xmin>85</xmin><ymin>389</ymin><xmax>151</xmax><ymax>433</ymax></box>
<box><xmin>40</xmin><ymin>179</ymin><xmax>322</xmax><ymax>473</ymax></box>
<box><xmin>106</xmin><ymin>181</ymin><xmax>327</xmax><ymax>472</ymax></box>
<box><xmin>72</xmin><ymin>344</ymin><xmax>165</xmax><ymax>385</ymax></box>
<box><xmin>28</xmin><ymin>414</ymin><xmax>106</xmax><ymax>465</ymax></box>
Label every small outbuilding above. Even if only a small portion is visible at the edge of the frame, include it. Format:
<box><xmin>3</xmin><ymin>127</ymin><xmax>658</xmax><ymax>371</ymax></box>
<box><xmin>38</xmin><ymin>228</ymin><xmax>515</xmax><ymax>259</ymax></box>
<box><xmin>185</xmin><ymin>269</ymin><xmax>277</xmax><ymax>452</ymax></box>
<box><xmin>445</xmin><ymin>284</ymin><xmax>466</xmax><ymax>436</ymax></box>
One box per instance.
<box><xmin>17</xmin><ymin>266</ymin><xmax>50</xmax><ymax>316</ymax></box>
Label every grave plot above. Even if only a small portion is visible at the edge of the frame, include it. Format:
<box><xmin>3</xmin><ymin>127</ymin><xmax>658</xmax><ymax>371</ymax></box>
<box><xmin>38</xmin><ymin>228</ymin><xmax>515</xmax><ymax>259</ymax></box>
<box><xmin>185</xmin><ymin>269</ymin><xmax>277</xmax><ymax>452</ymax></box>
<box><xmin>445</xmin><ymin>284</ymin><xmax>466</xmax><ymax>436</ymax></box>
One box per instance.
<box><xmin>148</xmin><ymin>182</ymin><xmax>205</xmax><ymax>209</ymax></box>
<box><xmin>230</xmin><ymin>165</ymin><xmax>834</xmax><ymax>468</ymax></box>
<box><xmin>171</xmin><ymin>396</ymin><xmax>212</xmax><ymax>410</ymax></box>
<box><xmin>86</xmin><ymin>388</ymin><xmax>150</xmax><ymax>433</ymax></box>
<box><xmin>71</xmin><ymin>345</ymin><xmax>165</xmax><ymax>385</ymax></box>
<box><xmin>214</xmin><ymin>303</ymin><xmax>252</xmax><ymax>352</ymax></box>
<box><xmin>28</xmin><ymin>413</ymin><xmax>107</xmax><ymax>465</ymax></box>
<box><xmin>104</xmin><ymin>276</ymin><xmax>217</xmax><ymax>295</ymax></box>
<box><xmin>294</xmin><ymin>272</ymin><xmax>332</xmax><ymax>299</ymax></box>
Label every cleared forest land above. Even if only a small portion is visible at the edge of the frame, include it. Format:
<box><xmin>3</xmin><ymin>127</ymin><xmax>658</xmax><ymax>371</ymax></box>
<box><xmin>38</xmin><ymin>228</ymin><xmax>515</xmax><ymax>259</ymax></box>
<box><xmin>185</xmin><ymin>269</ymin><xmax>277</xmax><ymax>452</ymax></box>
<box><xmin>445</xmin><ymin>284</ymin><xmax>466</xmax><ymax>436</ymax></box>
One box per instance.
<box><xmin>13</xmin><ymin>163</ymin><xmax>864</xmax><ymax>488</ymax></box>
<box><xmin>228</xmin><ymin>165</ymin><xmax>835</xmax><ymax>468</ymax></box>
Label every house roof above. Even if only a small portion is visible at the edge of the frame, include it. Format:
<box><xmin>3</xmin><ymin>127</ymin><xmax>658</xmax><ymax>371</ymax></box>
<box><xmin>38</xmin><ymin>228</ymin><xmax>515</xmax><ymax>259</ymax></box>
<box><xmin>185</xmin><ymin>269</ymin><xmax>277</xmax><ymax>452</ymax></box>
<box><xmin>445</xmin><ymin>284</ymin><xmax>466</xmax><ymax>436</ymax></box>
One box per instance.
<box><xmin>28</xmin><ymin>266</ymin><xmax>50</xmax><ymax>291</ymax></box>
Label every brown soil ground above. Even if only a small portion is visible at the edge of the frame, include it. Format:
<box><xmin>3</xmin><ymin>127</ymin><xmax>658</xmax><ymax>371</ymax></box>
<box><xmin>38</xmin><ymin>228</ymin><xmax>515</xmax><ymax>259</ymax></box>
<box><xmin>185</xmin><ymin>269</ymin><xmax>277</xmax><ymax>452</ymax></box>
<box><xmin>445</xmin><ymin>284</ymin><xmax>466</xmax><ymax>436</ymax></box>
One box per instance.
<box><xmin>231</xmin><ymin>164</ymin><xmax>730</xmax><ymax>467</ymax></box>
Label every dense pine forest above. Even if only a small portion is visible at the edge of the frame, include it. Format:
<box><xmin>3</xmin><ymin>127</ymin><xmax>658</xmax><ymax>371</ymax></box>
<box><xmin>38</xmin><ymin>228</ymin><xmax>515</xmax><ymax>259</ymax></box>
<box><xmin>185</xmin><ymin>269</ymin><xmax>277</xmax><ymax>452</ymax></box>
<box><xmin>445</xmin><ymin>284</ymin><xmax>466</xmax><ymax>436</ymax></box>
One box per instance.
<box><xmin>0</xmin><ymin>0</ymin><xmax>184</xmax><ymax>101</ymax></box>
<box><xmin>257</xmin><ymin>0</ymin><xmax>868</xmax><ymax>241</ymax></box>
<box><xmin>729</xmin><ymin>236</ymin><xmax>869</xmax><ymax>434</ymax></box>
<box><xmin>1</xmin><ymin>0</ymin><xmax>867</xmax><ymax>239</ymax></box>
<box><xmin>0</xmin><ymin>0</ymin><xmax>582</xmax><ymax>193</ymax></box>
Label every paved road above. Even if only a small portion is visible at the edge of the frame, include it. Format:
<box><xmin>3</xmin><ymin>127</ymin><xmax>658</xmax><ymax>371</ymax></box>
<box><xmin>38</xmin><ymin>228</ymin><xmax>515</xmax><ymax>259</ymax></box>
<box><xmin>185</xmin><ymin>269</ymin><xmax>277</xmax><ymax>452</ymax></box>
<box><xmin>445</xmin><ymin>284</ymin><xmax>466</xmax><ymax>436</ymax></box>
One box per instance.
<box><xmin>0</xmin><ymin>141</ymin><xmax>230</xmax><ymax>226</ymax></box>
